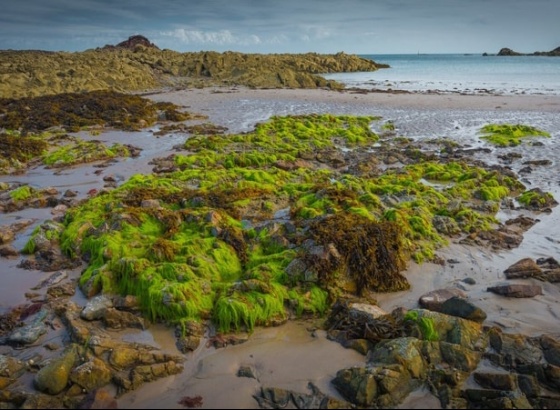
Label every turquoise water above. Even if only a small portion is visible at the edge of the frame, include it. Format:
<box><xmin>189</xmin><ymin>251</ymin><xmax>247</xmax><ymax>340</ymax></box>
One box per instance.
<box><xmin>323</xmin><ymin>54</ymin><xmax>560</xmax><ymax>95</ymax></box>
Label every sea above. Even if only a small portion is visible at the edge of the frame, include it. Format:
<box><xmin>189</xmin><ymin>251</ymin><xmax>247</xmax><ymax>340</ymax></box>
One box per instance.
<box><xmin>322</xmin><ymin>53</ymin><xmax>560</xmax><ymax>96</ymax></box>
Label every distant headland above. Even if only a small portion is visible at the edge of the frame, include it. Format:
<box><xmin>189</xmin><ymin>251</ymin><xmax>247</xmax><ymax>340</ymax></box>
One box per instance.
<box><xmin>483</xmin><ymin>46</ymin><xmax>560</xmax><ymax>56</ymax></box>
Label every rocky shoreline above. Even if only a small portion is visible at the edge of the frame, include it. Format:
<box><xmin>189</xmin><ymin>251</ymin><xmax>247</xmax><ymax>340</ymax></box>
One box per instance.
<box><xmin>0</xmin><ymin>36</ymin><xmax>387</xmax><ymax>99</ymax></box>
<box><xmin>1</xmin><ymin>87</ymin><xmax>560</xmax><ymax>409</ymax></box>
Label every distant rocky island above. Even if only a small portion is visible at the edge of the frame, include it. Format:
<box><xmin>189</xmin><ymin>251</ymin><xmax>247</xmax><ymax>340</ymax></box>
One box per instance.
<box><xmin>0</xmin><ymin>35</ymin><xmax>388</xmax><ymax>99</ymax></box>
<box><xmin>483</xmin><ymin>46</ymin><xmax>560</xmax><ymax>56</ymax></box>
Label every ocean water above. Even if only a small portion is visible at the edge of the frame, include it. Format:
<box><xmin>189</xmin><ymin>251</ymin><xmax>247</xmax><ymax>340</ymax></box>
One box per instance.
<box><xmin>322</xmin><ymin>54</ymin><xmax>560</xmax><ymax>95</ymax></box>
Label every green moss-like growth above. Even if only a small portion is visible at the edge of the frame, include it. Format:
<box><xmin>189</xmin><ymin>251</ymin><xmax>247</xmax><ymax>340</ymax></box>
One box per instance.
<box><xmin>517</xmin><ymin>188</ymin><xmax>558</xmax><ymax>210</ymax></box>
<box><xmin>59</xmin><ymin>114</ymin><xmax>544</xmax><ymax>333</ymax></box>
<box><xmin>479</xmin><ymin>124</ymin><xmax>551</xmax><ymax>147</ymax></box>
<box><xmin>404</xmin><ymin>310</ymin><xmax>439</xmax><ymax>341</ymax></box>
<box><xmin>9</xmin><ymin>185</ymin><xmax>34</xmax><ymax>201</ymax></box>
<box><xmin>42</xmin><ymin>140</ymin><xmax>131</xmax><ymax>167</ymax></box>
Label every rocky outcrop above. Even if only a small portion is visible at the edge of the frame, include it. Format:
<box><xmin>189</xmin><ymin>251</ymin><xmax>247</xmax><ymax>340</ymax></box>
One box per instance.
<box><xmin>0</xmin><ymin>38</ymin><xmax>387</xmax><ymax>98</ymax></box>
<box><xmin>490</xmin><ymin>46</ymin><xmax>560</xmax><ymax>56</ymax></box>
<box><xmin>504</xmin><ymin>256</ymin><xmax>560</xmax><ymax>282</ymax></box>
<box><xmin>104</xmin><ymin>35</ymin><xmax>160</xmax><ymax>51</ymax></box>
<box><xmin>497</xmin><ymin>47</ymin><xmax>523</xmax><ymax>56</ymax></box>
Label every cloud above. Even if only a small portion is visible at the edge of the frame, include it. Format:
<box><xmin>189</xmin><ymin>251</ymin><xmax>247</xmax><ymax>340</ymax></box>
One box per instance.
<box><xmin>161</xmin><ymin>29</ymin><xmax>263</xmax><ymax>46</ymax></box>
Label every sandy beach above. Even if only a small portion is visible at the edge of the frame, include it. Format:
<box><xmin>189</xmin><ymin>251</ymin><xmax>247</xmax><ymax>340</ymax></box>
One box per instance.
<box><xmin>2</xmin><ymin>86</ymin><xmax>560</xmax><ymax>408</ymax></box>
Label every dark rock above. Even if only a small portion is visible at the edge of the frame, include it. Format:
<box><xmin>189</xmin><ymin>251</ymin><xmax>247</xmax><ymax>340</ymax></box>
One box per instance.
<box><xmin>0</xmin><ymin>245</ymin><xmax>18</xmax><ymax>258</ymax></box>
<box><xmin>237</xmin><ymin>365</ymin><xmax>259</xmax><ymax>381</ymax></box>
<box><xmin>536</xmin><ymin>256</ymin><xmax>560</xmax><ymax>269</ymax></box>
<box><xmin>106</xmin><ymin>35</ymin><xmax>160</xmax><ymax>51</ymax></box>
<box><xmin>540</xmin><ymin>334</ymin><xmax>560</xmax><ymax>367</ymax></box>
<box><xmin>487</xmin><ymin>283</ymin><xmax>543</xmax><ymax>298</ymax></box>
<box><xmin>497</xmin><ymin>47</ymin><xmax>523</xmax><ymax>56</ymax></box>
<box><xmin>473</xmin><ymin>372</ymin><xmax>518</xmax><ymax>391</ymax></box>
<box><xmin>437</xmin><ymin>297</ymin><xmax>487</xmax><ymax>323</ymax></box>
<box><xmin>78</xmin><ymin>389</ymin><xmax>118</xmax><ymax>409</ymax></box>
<box><xmin>462</xmin><ymin>277</ymin><xmax>476</xmax><ymax>285</ymax></box>
<box><xmin>418</xmin><ymin>288</ymin><xmax>467</xmax><ymax>311</ymax></box>
<box><xmin>332</xmin><ymin>367</ymin><xmax>378</xmax><ymax>407</ymax></box>
<box><xmin>517</xmin><ymin>374</ymin><xmax>541</xmax><ymax>398</ymax></box>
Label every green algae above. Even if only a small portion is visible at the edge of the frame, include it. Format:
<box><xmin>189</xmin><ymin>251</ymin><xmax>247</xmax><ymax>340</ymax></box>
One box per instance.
<box><xmin>59</xmin><ymin>114</ymin><xmax>546</xmax><ymax>333</ymax></box>
<box><xmin>517</xmin><ymin>188</ymin><xmax>558</xmax><ymax>210</ymax></box>
<box><xmin>404</xmin><ymin>310</ymin><xmax>438</xmax><ymax>341</ymax></box>
<box><xmin>9</xmin><ymin>185</ymin><xmax>34</xmax><ymax>202</ymax></box>
<box><xmin>42</xmin><ymin>140</ymin><xmax>131</xmax><ymax>167</ymax></box>
<box><xmin>479</xmin><ymin>123</ymin><xmax>551</xmax><ymax>147</ymax></box>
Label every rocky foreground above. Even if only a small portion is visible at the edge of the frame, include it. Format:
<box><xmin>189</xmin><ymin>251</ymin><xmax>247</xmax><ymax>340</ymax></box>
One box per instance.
<box><xmin>0</xmin><ymin>35</ymin><xmax>387</xmax><ymax>99</ymax></box>
<box><xmin>1</xmin><ymin>88</ymin><xmax>560</xmax><ymax>408</ymax></box>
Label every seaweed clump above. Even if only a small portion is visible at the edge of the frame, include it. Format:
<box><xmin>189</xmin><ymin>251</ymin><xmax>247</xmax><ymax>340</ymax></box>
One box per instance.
<box><xmin>308</xmin><ymin>213</ymin><xmax>409</xmax><ymax>294</ymax></box>
<box><xmin>0</xmin><ymin>90</ymin><xmax>191</xmax><ymax>133</ymax></box>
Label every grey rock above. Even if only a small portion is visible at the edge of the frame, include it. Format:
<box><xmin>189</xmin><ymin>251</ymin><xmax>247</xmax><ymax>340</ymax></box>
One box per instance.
<box><xmin>81</xmin><ymin>295</ymin><xmax>113</xmax><ymax>321</ymax></box>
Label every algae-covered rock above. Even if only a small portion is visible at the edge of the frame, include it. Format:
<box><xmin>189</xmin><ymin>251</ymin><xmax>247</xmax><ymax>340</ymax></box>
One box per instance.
<box><xmin>34</xmin><ymin>344</ymin><xmax>79</xmax><ymax>395</ymax></box>
<box><xmin>368</xmin><ymin>337</ymin><xmax>426</xmax><ymax>379</ymax></box>
<box><xmin>69</xmin><ymin>357</ymin><xmax>112</xmax><ymax>392</ymax></box>
<box><xmin>332</xmin><ymin>367</ymin><xmax>378</xmax><ymax>407</ymax></box>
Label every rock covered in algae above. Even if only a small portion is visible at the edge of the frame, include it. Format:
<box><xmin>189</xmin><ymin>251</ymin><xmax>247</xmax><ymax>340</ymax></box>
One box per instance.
<box><xmin>34</xmin><ymin>344</ymin><xmax>79</xmax><ymax>395</ymax></box>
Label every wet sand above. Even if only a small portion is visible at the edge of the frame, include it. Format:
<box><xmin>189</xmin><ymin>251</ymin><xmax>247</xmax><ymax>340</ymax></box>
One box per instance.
<box><xmin>2</xmin><ymin>87</ymin><xmax>560</xmax><ymax>408</ymax></box>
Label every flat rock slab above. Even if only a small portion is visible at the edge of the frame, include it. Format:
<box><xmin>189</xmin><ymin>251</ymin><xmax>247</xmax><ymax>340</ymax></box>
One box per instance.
<box><xmin>487</xmin><ymin>283</ymin><xmax>543</xmax><ymax>298</ymax></box>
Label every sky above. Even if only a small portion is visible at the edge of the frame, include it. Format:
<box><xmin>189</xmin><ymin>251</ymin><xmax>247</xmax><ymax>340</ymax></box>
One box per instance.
<box><xmin>1</xmin><ymin>0</ymin><xmax>559</xmax><ymax>54</ymax></box>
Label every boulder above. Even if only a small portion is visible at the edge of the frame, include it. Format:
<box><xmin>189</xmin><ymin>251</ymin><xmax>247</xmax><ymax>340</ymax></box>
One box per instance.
<box><xmin>368</xmin><ymin>338</ymin><xmax>426</xmax><ymax>379</ymax></box>
<box><xmin>70</xmin><ymin>357</ymin><xmax>112</xmax><ymax>392</ymax></box>
<box><xmin>504</xmin><ymin>258</ymin><xmax>541</xmax><ymax>279</ymax></box>
<box><xmin>487</xmin><ymin>283</ymin><xmax>542</xmax><ymax>298</ymax></box>
<box><xmin>418</xmin><ymin>288</ymin><xmax>467</xmax><ymax>310</ymax></box>
<box><xmin>437</xmin><ymin>297</ymin><xmax>487</xmax><ymax>323</ymax></box>
<box><xmin>81</xmin><ymin>295</ymin><xmax>113</xmax><ymax>321</ymax></box>
<box><xmin>7</xmin><ymin>308</ymin><xmax>48</xmax><ymax>345</ymax></box>
<box><xmin>332</xmin><ymin>367</ymin><xmax>378</xmax><ymax>407</ymax></box>
<box><xmin>34</xmin><ymin>345</ymin><xmax>79</xmax><ymax>395</ymax></box>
